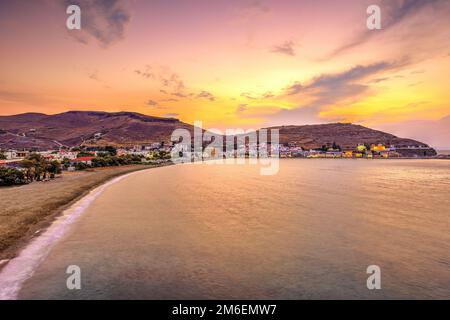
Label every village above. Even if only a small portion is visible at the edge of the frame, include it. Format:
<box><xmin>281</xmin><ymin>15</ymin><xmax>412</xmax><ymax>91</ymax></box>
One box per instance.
<box><xmin>0</xmin><ymin>143</ymin><xmax>174</xmax><ymax>186</ymax></box>
<box><xmin>276</xmin><ymin>143</ymin><xmax>436</xmax><ymax>159</ymax></box>
<box><xmin>0</xmin><ymin>143</ymin><xmax>172</xmax><ymax>170</ymax></box>
<box><xmin>0</xmin><ymin>141</ymin><xmax>437</xmax><ymax>169</ymax></box>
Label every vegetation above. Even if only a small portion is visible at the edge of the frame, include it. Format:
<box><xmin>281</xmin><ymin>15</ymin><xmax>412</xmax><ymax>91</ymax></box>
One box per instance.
<box><xmin>73</xmin><ymin>150</ymin><xmax>171</xmax><ymax>171</ymax></box>
<box><xmin>0</xmin><ymin>167</ymin><xmax>27</xmax><ymax>186</ymax></box>
<box><xmin>0</xmin><ymin>148</ymin><xmax>171</xmax><ymax>186</ymax></box>
<box><xmin>0</xmin><ymin>153</ymin><xmax>62</xmax><ymax>186</ymax></box>
<box><xmin>0</xmin><ymin>152</ymin><xmax>6</xmax><ymax>160</ymax></box>
<box><xmin>76</xmin><ymin>151</ymin><xmax>95</xmax><ymax>158</ymax></box>
<box><xmin>91</xmin><ymin>154</ymin><xmax>144</xmax><ymax>168</ymax></box>
<box><xmin>148</xmin><ymin>150</ymin><xmax>171</xmax><ymax>160</ymax></box>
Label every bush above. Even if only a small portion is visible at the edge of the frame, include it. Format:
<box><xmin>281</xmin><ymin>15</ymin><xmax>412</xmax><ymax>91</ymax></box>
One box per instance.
<box><xmin>75</xmin><ymin>162</ymin><xmax>90</xmax><ymax>171</ymax></box>
<box><xmin>0</xmin><ymin>167</ymin><xmax>28</xmax><ymax>186</ymax></box>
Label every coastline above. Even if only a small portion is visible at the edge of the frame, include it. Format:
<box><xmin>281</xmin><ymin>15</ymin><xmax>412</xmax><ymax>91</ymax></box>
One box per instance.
<box><xmin>0</xmin><ymin>163</ymin><xmax>171</xmax><ymax>266</ymax></box>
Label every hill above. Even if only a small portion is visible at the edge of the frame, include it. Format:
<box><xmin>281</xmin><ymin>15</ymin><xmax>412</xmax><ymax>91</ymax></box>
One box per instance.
<box><xmin>0</xmin><ymin>111</ymin><xmax>437</xmax><ymax>156</ymax></box>
<box><xmin>0</xmin><ymin>111</ymin><xmax>194</xmax><ymax>150</ymax></box>
<box><xmin>266</xmin><ymin>123</ymin><xmax>431</xmax><ymax>150</ymax></box>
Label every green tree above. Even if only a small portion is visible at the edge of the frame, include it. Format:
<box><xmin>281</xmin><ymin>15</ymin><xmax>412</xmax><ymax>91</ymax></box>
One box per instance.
<box><xmin>0</xmin><ymin>167</ymin><xmax>27</xmax><ymax>186</ymax></box>
<box><xmin>76</xmin><ymin>151</ymin><xmax>95</xmax><ymax>158</ymax></box>
<box><xmin>47</xmin><ymin>160</ymin><xmax>62</xmax><ymax>175</ymax></box>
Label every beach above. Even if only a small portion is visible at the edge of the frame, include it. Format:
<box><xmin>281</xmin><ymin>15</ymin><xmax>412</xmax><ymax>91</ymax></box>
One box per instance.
<box><xmin>0</xmin><ymin>164</ymin><xmax>168</xmax><ymax>263</ymax></box>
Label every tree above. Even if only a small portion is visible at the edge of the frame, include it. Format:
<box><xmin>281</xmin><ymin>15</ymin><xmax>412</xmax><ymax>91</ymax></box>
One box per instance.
<box><xmin>104</xmin><ymin>146</ymin><xmax>117</xmax><ymax>156</ymax></box>
<box><xmin>20</xmin><ymin>153</ymin><xmax>62</xmax><ymax>181</ymax></box>
<box><xmin>47</xmin><ymin>160</ymin><xmax>62</xmax><ymax>175</ymax></box>
<box><xmin>332</xmin><ymin>142</ymin><xmax>341</xmax><ymax>151</ymax></box>
<box><xmin>25</xmin><ymin>153</ymin><xmax>47</xmax><ymax>181</ymax></box>
<box><xmin>75</xmin><ymin>162</ymin><xmax>89</xmax><ymax>170</ymax></box>
<box><xmin>0</xmin><ymin>167</ymin><xmax>27</xmax><ymax>186</ymax></box>
<box><xmin>20</xmin><ymin>159</ymin><xmax>35</xmax><ymax>182</ymax></box>
<box><xmin>76</xmin><ymin>151</ymin><xmax>95</xmax><ymax>158</ymax></box>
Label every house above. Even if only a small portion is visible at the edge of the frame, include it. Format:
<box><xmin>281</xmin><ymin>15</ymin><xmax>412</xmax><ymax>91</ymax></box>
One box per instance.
<box><xmin>116</xmin><ymin>148</ymin><xmax>129</xmax><ymax>157</ymax></box>
<box><xmin>71</xmin><ymin>156</ymin><xmax>95</xmax><ymax>166</ymax></box>
<box><xmin>326</xmin><ymin>151</ymin><xmax>343</xmax><ymax>158</ymax></box>
<box><xmin>343</xmin><ymin>150</ymin><xmax>353</xmax><ymax>158</ymax></box>
<box><xmin>0</xmin><ymin>159</ymin><xmax>23</xmax><ymax>168</ymax></box>
<box><xmin>56</xmin><ymin>151</ymin><xmax>78</xmax><ymax>160</ymax></box>
<box><xmin>4</xmin><ymin>150</ymin><xmax>29</xmax><ymax>160</ymax></box>
<box><xmin>371</xmin><ymin>144</ymin><xmax>387</xmax><ymax>152</ymax></box>
<box><xmin>356</xmin><ymin>144</ymin><xmax>367</xmax><ymax>152</ymax></box>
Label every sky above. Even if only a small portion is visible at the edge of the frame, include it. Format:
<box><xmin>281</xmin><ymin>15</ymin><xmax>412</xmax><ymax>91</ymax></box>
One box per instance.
<box><xmin>0</xmin><ymin>0</ymin><xmax>449</xmax><ymax>148</ymax></box>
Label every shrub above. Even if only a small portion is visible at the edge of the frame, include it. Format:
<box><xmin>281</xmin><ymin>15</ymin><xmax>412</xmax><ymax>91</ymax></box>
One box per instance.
<box><xmin>0</xmin><ymin>167</ymin><xmax>28</xmax><ymax>186</ymax></box>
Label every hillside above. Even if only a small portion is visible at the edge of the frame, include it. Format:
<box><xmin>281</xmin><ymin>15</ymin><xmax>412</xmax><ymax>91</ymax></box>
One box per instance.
<box><xmin>266</xmin><ymin>123</ymin><xmax>431</xmax><ymax>150</ymax></box>
<box><xmin>0</xmin><ymin>111</ymin><xmax>437</xmax><ymax>155</ymax></box>
<box><xmin>0</xmin><ymin>111</ymin><xmax>194</xmax><ymax>150</ymax></box>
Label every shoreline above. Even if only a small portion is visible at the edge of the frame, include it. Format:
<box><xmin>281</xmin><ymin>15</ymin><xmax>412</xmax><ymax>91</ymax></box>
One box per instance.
<box><xmin>0</xmin><ymin>163</ymin><xmax>172</xmax><ymax>267</ymax></box>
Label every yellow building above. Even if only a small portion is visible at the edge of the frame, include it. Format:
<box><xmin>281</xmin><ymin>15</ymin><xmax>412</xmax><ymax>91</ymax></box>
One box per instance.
<box><xmin>357</xmin><ymin>144</ymin><xmax>367</xmax><ymax>152</ymax></box>
<box><xmin>343</xmin><ymin>150</ymin><xmax>353</xmax><ymax>158</ymax></box>
<box><xmin>371</xmin><ymin>144</ymin><xmax>386</xmax><ymax>151</ymax></box>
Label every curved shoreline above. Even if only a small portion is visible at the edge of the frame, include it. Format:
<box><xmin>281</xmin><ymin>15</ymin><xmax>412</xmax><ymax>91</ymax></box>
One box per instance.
<box><xmin>0</xmin><ymin>164</ymin><xmax>171</xmax><ymax>267</ymax></box>
<box><xmin>0</xmin><ymin>165</ymin><xmax>167</xmax><ymax>299</ymax></box>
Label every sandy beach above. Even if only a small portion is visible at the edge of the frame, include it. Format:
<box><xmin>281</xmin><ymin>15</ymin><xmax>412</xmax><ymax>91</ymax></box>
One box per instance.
<box><xmin>0</xmin><ymin>164</ymin><xmax>168</xmax><ymax>263</ymax></box>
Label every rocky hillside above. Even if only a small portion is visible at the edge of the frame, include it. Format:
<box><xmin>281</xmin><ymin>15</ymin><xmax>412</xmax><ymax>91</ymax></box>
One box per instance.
<box><xmin>0</xmin><ymin>111</ymin><xmax>437</xmax><ymax>156</ymax></box>
<box><xmin>266</xmin><ymin>123</ymin><xmax>431</xmax><ymax>150</ymax></box>
<box><xmin>0</xmin><ymin>111</ymin><xmax>194</xmax><ymax>150</ymax></box>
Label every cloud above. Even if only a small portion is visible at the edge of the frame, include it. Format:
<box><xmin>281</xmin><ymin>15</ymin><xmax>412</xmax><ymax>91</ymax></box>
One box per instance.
<box><xmin>329</xmin><ymin>0</ymin><xmax>445</xmax><ymax>57</ymax></box>
<box><xmin>196</xmin><ymin>91</ymin><xmax>216</xmax><ymax>101</ymax></box>
<box><xmin>136</xmin><ymin>65</ymin><xmax>188</xmax><ymax>97</ymax></box>
<box><xmin>64</xmin><ymin>0</ymin><xmax>131</xmax><ymax>47</ymax></box>
<box><xmin>146</xmin><ymin>100</ymin><xmax>157</xmax><ymax>106</ymax></box>
<box><xmin>271</xmin><ymin>41</ymin><xmax>296</xmax><ymax>56</ymax></box>
<box><xmin>160</xmin><ymin>98</ymin><xmax>179</xmax><ymax>102</ymax></box>
<box><xmin>135</xmin><ymin>66</ymin><xmax>154</xmax><ymax>79</ymax></box>
<box><xmin>240</xmin><ymin>92</ymin><xmax>257</xmax><ymax>100</ymax></box>
<box><xmin>160</xmin><ymin>73</ymin><xmax>185</xmax><ymax>93</ymax></box>
<box><xmin>136</xmin><ymin>65</ymin><xmax>216</xmax><ymax>103</ymax></box>
<box><xmin>369</xmin><ymin>77</ymin><xmax>390</xmax><ymax>83</ymax></box>
<box><xmin>88</xmin><ymin>70</ymin><xmax>101</xmax><ymax>82</ymax></box>
<box><xmin>239</xmin><ymin>0</ymin><xmax>271</xmax><ymax>19</ymax></box>
<box><xmin>266</xmin><ymin>61</ymin><xmax>404</xmax><ymax>126</ymax></box>
<box><xmin>283</xmin><ymin>61</ymin><xmax>402</xmax><ymax>98</ymax></box>
<box><xmin>284</xmin><ymin>82</ymin><xmax>302</xmax><ymax>96</ymax></box>
<box><xmin>237</xmin><ymin>104</ymin><xmax>247</xmax><ymax>113</ymax></box>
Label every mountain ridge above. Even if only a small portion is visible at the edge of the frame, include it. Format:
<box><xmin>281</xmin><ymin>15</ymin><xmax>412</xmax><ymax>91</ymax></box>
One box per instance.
<box><xmin>0</xmin><ymin>111</ymin><xmax>436</xmax><ymax>154</ymax></box>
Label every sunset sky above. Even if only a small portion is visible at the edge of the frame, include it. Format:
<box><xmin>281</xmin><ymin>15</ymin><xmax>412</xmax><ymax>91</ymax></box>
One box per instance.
<box><xmin>0</xmin><ymin>0</ymin><xmax>449</xmax><ymax>147</ymax></box>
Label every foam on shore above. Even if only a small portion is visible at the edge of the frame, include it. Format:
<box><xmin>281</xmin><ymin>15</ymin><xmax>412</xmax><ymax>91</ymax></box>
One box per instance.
<box><xmin>0</xmin><ymin>171</ymin><xmax>139</xmax><ymax>300</ymax></box>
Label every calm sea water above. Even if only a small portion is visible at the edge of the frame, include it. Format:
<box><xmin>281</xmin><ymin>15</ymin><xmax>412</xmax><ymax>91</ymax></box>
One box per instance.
<box><xmin>5</xmin><ymin>160</ymin><xmax>450</xmax><ymax>299</ymax></box>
